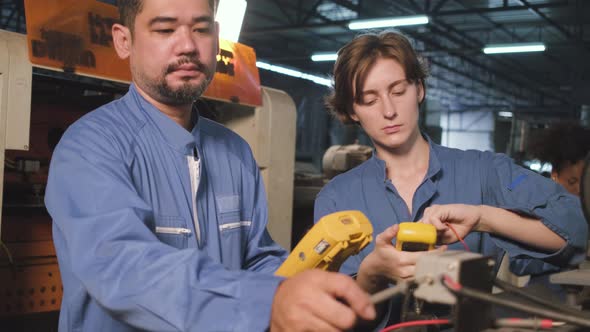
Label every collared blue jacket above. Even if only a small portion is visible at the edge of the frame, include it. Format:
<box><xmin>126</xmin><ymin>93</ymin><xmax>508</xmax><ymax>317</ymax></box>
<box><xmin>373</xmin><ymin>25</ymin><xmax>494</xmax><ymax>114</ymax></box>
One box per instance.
<box><xmin>315</xmin><ymin>140</ymin><xmax>588</xmax><ymax>277</ymax></box>
<box><xmin>46</xmin><ymin>84</ymin><xmax>287</xmax><ymax>332</ymax></box>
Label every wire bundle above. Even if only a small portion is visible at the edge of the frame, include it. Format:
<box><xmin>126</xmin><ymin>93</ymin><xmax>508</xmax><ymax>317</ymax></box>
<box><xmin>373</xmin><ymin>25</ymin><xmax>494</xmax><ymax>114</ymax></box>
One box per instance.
<box><xmin>371</xmin><ymin>273</ymin><xmax>590</xmax><ymax>331</ymax></box>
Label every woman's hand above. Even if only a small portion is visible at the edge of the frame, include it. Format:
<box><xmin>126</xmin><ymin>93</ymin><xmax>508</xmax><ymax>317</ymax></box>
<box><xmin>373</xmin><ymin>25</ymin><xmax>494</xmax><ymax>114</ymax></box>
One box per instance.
<box><xmin>420</xmin><ymin>204</ymin><xmax>483</xmax><ymax>244</ymax></box>
<box><xmin>356</xmin><ymin>225</ymin><xmax>446</xmax><ymax>293</ymax></box>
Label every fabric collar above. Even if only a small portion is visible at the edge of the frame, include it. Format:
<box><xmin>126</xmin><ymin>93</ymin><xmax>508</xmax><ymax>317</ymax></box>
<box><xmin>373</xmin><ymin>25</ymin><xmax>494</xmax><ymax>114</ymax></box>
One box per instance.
<box><xmin>125</xmin><ymin>84</ymin><xmax>200</xmax><ymax>155</ymax></box>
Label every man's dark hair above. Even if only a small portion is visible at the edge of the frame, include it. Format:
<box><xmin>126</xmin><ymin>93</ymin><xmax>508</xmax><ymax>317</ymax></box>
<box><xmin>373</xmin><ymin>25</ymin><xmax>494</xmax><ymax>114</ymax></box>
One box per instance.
<box><xmin>117</xmin><ymin>0</ymin><xmax>218</xmax><ymax>33</ymax></box>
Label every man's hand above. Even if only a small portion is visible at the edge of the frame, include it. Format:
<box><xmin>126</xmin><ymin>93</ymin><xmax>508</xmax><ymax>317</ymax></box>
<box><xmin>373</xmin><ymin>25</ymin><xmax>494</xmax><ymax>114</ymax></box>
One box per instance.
<box><xmin>270</xmin><ymin>269</ymin><xmax>376</xmax><ymax>332</ymax></box>
<box><xmin>420</xmin><ymin>204</ymin><xmax>483</xmax><ymax>244</ymax></box>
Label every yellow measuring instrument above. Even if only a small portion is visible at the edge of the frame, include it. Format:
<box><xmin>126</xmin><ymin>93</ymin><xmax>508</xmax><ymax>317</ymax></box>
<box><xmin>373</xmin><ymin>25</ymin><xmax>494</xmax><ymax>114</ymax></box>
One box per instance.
<box><xmin>395</xmin><ymin>222</ymin><xmax>437</xmax><ymax>252</ymax></box>
<box><xmin>276</xmin><ymin>210</ymin><xmax>373</xmax><ymax>277</ymax></box>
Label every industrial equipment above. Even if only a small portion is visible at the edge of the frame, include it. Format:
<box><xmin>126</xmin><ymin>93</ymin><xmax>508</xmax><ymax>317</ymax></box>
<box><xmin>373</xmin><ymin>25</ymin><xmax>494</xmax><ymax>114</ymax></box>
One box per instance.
<box><xmin>275</xmin><ymin>210</ymin><xmax>373</xmax><ymax>277</ymax></box>
<box><xmin>371</xmin><ymin>250</ymin><xmax>590</xmax><ymax>331</ymax></box>
<box><xmin>322</xmin><ymin>143</ymin><xmax>372</xmax><ymax>179</ymax></box>
<box><xmin>395</xmin><ymin>222</ymin><xmax>437</xmax><ymax>252</ymax></box>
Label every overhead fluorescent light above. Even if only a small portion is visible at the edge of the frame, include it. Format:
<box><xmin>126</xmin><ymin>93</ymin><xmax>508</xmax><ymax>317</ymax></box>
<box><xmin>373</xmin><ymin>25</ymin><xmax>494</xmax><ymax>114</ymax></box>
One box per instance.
<box><xmin>348</xmin><ymin>15</ymin><xmax>429</xmax><ymax>30</ymax></box>
<box><xmin>311</xmin><ymin>53</ymin><xmax>338</xmax><ymax>62</ymax></box>
<box><xmin>215</xmin><ymin>0</ymin><xmax>247</xmax><ymax>42</ymax></box>
<box><xmin>483</xmin><ymin>43</ymin><xmax>546</xmax><ymax>54</ymax></box>
<box><xmin>498</xmin><ymin>111</ymin><xmax>513</xmax><ymax>118</ymax></box>
<box><xmin>256</xmin><ymin>61</ymin><xmax>332</xmax><ymax>87</ymax></box>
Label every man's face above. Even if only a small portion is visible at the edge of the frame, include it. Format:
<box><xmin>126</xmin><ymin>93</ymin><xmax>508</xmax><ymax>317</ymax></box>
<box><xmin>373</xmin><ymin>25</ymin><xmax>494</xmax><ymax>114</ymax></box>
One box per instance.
<box><xmin>128</xmin><ymin>0</ymin><xmax>218</xmax><ymax>105</ymax></box>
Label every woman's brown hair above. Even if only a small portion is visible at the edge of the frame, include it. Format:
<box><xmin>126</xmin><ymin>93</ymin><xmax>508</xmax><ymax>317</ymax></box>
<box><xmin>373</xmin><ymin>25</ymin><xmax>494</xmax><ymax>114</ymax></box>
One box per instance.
<box><xmin>326</xmin><ymin>30</ymin><xmax>428</xmax><ymax>124</ymax></box>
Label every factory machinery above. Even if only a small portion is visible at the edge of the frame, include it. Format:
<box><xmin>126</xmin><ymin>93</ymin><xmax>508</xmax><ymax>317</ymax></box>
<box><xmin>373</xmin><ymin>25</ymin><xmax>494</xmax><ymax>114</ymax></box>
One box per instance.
<box><xmin>279</xmin><ymin>154</ymin><xmax>590</xmax><ymax>331</ymax></box>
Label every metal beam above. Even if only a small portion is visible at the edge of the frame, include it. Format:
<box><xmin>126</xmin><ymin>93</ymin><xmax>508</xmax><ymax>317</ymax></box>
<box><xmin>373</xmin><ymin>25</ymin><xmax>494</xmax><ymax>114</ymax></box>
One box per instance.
<box><xmin>244</xmin><ymin>0</ymin><xmax>574</xmax><ymax>106</ymax></box>
<box><xmin>269</xmin><ymin>0</ymin><xmax>296</xmax><ymax>25</ymax></box>
<box><xmin>429</xmin><ymin>57</ymin><xmax>531</xmax><ymax>105</ymax></box>
<box><xmin>244</xmin><ymin>0</ymin><xmax>576</xmax><ymax>110</ymax></box>
<box><xmin>300</xmin><ymin>0</ymin><xmax>324</xmax><ymax>25</ymax></box>
<box><xmin>433</xmin><ymin>1</ymin><xmax>569</xmax><ymax>17</ymax></box>
<box><xmin>242</xmin><ymin>20</ymin><xmax>348</xmax><ymax>36</ymax></box>
<box><xmin>516</xmin><ymin>0</ymin><xmax>590</xmax><ymax>57</ymax></box>
<box><xmin>250</xmin><ymin>3</ymin><xmax>506</xmax><ymax>106</ymax></box>
<box><xmin>450</xmin><ymin>0</ymin><xmax>573</xmax><ymax>90</ymax></box>
<box><xmin>389</xmin><ymin>0</ymin><xmax>571</xmax><ymax>104</ymax></box>
<box><xmin>431</xmin><ymin>0</ymin><xmax>451</xmax><ymax>13</ymax></box>
<box><xmin>516</xmin><ymin>0</ymin><xmax>573</xmax><ymax>40</ymax></box>
<box><xmin>0</xmin><ymin>3</ymin><xmax>16</xmax><ymax>30</ymax></box>
<box><xmin>243</xmin><ymin>8</ymin><xmax>347</xmax><ymax>60</ymax></box>
<box><xmin>330</xmin><ymin>0</ymin><xmax>359</xmax><ymax>12</ymax></box>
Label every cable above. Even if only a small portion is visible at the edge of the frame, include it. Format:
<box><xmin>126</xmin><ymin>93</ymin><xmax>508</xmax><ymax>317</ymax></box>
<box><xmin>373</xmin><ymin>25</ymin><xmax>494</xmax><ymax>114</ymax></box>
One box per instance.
<box><xmin>442</xmin><ymin>275</ymin><xmax>590</xmax><ymax>328</ymax></box>
<box><xmin>380</xmin><ymin>319</ymin><xmax>451</xmax><ymax>332</ymax></box>
<box><xmin>445</xmin><ymin>223</ymin><xmax>470</xmax><ymax>251</ymax></box>
<box><xmin>0</xmin><ymin>240</ymin><xmax>14</xmax><ymax>266</ymax></box>
<box><xmin>370</xmin><ymin>281</ymin><xmax>408</xmax><ymax>305</ymax></box>
<box><xmin>495</xmin><ymin>318</ymin><xmax>565</xmax><ymax>329</ymax></box>
<box><xmin>493</xmin><ymin>278</ymin><xmax>590</xmax><ymax>318</ymax></box>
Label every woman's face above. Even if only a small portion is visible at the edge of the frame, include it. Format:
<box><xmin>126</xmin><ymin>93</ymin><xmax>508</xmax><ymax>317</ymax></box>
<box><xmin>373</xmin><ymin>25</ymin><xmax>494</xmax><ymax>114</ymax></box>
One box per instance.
<box><xmin>351</xmin><ymin>57</ymin><xmax>423</xmax><ymax>153</ymax></box>
<box><xmin>553</xmin><ymin>159</ymin><xmax>585</xmax><ymax>196</ymax></box>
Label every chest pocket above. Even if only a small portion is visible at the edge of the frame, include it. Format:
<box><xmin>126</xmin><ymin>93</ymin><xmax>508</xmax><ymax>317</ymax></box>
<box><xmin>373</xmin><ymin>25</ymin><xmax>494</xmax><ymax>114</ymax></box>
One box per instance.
<box><xmin>217</xmin><ymin>195</ymin><xmax>241</xmax><ymax>222</ymax></box>
<box><xmin>216</xmin><ymin>195</ymin><xmax>250</xmax><ymax>268</ymax></box>
<box><xmin>154</xmin><ymin>215</ymin><xmax>191</xmax><ymax>249</ymax></box>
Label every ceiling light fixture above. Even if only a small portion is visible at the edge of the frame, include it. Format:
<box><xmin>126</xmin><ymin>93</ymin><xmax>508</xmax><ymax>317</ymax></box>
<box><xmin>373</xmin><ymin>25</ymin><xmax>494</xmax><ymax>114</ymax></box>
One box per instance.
<box><xmin>348</xmin><ymin>15</ymin><xmax>429</xmax><ymax>30</ymax></box>
<box><xmin>311</xmin><ymin>53</ymin><xmax>338</xmax><ymax>62</ymax></box>
<box><xmin>256</xmin><ymin>61</ymin><xmax>332</xmax><ymax>87</ymax></box>
<box><xmin>483</xmin><ymin>43</ymin><xmax>546</xmax><ymax>54</ymax></box>
<box><xmin>215</xmin><ymin>0</ymin><xmax>248</xmax><ymax>42</ymax></box>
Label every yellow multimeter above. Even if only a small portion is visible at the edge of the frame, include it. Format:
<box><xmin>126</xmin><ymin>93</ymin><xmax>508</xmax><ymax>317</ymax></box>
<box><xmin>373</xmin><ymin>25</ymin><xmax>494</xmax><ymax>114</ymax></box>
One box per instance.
<box><xmin>395</xmin><ymin>222</ymin><xmax>437</xmax><ymax>252</ymax></box>
<box><xmin>275</xmin><ymin>210</ymin><xmax>373</xmax><ymax>277</ymax></box>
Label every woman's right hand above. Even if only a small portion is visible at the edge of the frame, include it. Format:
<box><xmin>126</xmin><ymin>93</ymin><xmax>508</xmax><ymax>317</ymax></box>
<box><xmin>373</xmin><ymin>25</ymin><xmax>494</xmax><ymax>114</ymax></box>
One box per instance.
<box><xmin>356</xmin><ymin>225</ymin><xmax>446</xmax><ymax>293</ymax></box>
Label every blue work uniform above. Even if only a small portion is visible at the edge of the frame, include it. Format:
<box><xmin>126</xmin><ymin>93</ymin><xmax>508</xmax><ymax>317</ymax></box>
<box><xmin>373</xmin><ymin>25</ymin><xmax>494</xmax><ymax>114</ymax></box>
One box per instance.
<box><xmin>46</xmin><ymin>84</ymin><xmax>287</xmax><ymax>332</ymax></box>
<box><xmin>314</xmin><ymin>139</ymin><xmax>588</xmax><ymax>324</ymax></box>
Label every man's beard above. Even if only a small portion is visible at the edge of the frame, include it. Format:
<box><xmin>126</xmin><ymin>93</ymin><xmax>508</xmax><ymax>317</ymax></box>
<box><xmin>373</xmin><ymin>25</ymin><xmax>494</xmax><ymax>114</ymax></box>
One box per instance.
<box><xmin>155</xmin><ymin>77</ymin><xmax>211</xmax><ymax>105</ymax></box>
<box><xmin>138</xmin><ymin>56</ymin><xmax>214</xmax><ymax>106</ymax></box>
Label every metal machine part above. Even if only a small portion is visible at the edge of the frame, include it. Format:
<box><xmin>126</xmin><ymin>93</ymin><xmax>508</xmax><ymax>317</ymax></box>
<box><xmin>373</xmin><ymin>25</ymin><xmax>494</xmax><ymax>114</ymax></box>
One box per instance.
<box><xmin>220</xmin><ymin>87</ymin><xmax>297</xmax><ymax>250</ymax></box>
<box><xmin>275</xmin><ymin>210</ymin><xmax>373</xmax><ymax>277</ymax></box>
<box><xmin>414</xmin><ymin>251</ymin><xmax>495</xmax><ymax>305</ymax></box>
<box><xmin>370</xmin><ymin>250</ymin><xmax>590</xmax><ymax>331</ymax></box>
<box><xmin>414</xmin><ymin>250</ymin><xmax>496</xmax><ymax>332</ymax></box>
<box><xmin>321</xmin><ymin>144</ymin><xmax>372</xmax><ymax>179</ymax></box>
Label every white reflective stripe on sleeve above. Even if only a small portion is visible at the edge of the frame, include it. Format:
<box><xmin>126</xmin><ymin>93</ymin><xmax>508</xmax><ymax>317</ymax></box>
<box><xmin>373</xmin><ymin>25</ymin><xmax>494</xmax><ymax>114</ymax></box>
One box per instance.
<box><xmin>155</xmin><ymin>227</ymin><xmax>192</xmax><ymax>235</ymax></box>
<box><xmin>219</xmin><ymin>221</ymin><xmax>252</xmax><ymax>231</ymax></box>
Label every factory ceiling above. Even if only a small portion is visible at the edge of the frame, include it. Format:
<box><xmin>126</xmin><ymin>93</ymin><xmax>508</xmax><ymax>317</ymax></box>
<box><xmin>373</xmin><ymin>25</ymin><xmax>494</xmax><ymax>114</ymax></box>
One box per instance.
<box><xmin>1</xmin><ymin>0</ymin><xmax>589</xmax><ymax>118</ymax></box>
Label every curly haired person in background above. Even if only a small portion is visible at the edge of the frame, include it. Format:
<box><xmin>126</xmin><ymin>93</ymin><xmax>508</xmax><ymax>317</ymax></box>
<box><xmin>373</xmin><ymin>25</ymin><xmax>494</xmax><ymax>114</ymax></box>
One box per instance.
<box><xmin>529</xmin><ymin>123</ymin><xmax>590</xmax><ymax>196</ymax></box>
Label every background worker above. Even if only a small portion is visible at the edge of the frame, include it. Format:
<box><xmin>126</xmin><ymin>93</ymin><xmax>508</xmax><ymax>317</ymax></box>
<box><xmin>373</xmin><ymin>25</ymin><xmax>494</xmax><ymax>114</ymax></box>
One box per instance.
<box><xmin>529</xmin><ymin>122</ymin><xmax>590</xmax><ymax>196</ymax></box>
